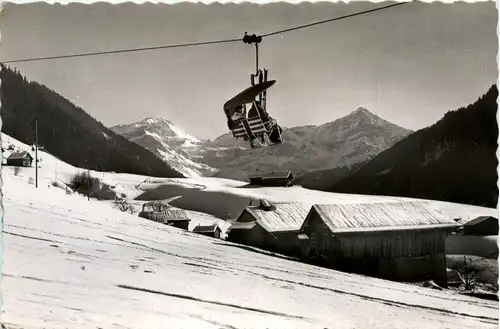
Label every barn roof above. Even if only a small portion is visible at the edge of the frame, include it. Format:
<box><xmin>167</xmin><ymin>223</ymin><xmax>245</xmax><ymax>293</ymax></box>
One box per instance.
<box><xmin>145</xmin><ymin>209</ymin><xmax>190</xmax><ymax>223</ymax></box>
<box><xmin>164</xmin><ymin>209</ymin><xmax>190</xmax><ymax>221</ymax></box>
<box><xmin>7</xmin><ymin>151</ymin><xmax>32</xmax><ymax>160</ymax></box>
<box><xmin>193</xmin><ymin>224</ymin><xmax>220</xmax><ymax>233</ymax></box>
<box><xmin>310</xmin><ymin>201</ymin><xmax>459</xmax><ymax>233</ymax></box>
<box><xmin>464</xmin><ymin>216</ymin><xmax>498</xmax><ymax>226</ymax></box>
<box><xmin>246</xmin><ymin>202</ymin><xmax>311</xmax><ymax>232</ymax></box>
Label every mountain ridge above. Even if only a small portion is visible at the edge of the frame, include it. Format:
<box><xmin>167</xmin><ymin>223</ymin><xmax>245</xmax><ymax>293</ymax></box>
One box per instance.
<box><xmin>112</xmin><ymin>107</ymin><xmax>413</xmax><ymax>181</ymax></box>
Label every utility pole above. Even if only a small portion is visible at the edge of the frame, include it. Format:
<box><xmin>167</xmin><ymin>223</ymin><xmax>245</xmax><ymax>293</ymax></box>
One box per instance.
<box><xmin>87</xmin><ymin>167</ymin><xmax>91</xmax><ymax>201</ymax></box>
<box><xmin>34</xmin><ymin>119</ymin><xmax>38</xmax><ymax>188</ymax></box>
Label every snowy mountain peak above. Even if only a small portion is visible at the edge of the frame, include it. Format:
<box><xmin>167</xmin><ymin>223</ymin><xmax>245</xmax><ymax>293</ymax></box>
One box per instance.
<box><xmin>345</xmin><ymin>107</ymin><xmax>380</xmax><ymax>121</ymax></box>
<box><xmin>115</xmin><ymin>116</ymin><xmax>201</xmax><ymax>145</ymax></box>
<box><xmin>332</xmin><ymin>107</ymin><xmax>399</xmax><ymax>129</ymax></box>
<box><xmin>110</xmin><ymin>118</ymin><xmax>217</xmax><ymax>177</ymax></box>
<box><xmin>352</xmin><ymin>106</ymin><xmax>373</xmax><ymax>116</ymax></box>
<box><xmin>139</xmin><ymin>116</ymin><xmax>173</xmax><ymax>126</ymax></box>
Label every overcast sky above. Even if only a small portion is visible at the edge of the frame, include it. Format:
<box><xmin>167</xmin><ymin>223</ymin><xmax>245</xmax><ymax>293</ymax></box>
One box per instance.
<box><xmin>0</xmin><ymin>1</ymin><xmax>497</xmax><ymax>139</ymax></box>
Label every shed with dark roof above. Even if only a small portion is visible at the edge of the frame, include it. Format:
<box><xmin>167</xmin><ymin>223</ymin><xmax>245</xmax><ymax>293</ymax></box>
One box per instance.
<box><xmin>192</xmin><ymin>224</ymin><xmax>222</xmax><ymax>239</ymax></box>
<box><xmin>463</xmin><ymin>216</ymin><xmax>498</xmax><ymax>236</ymax></box>
<box><xmin>248</xmin><ymin>171</ymin><xmax>294</xmax><ymax>187</ymax></box>
<box><xmin>6</xmin><ymin>151</ymin><xmax>33</xmax><ymax>167</ymax></box>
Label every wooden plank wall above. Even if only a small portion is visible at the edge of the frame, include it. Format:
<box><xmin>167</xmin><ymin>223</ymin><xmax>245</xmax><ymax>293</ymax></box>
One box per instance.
<box><xmin>334</xmin><ymin>230</ymin><xmax>449</xmax><ymax>259</ymax></box>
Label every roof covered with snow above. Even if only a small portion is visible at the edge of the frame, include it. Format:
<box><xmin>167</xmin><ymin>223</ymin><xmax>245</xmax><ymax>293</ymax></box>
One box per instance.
<box><xmin>142</xmin><ymin>209</ymin><xmax>191</xmax><ymax>222</ymax></box>
<box><xmin>246</xmin><ymin>202</ymin><xmax>311</xmax><ymax>232</ymax></box>
<box><xmin>311</xmin><ymin>201</ymin><xmax>460</xmax><ymax>233</ymax></box>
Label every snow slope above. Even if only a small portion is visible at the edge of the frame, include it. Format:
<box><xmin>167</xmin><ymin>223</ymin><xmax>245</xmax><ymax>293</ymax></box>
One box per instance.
<box><xmin>2</xmin><ymin>169</ymin><xmax>499</xmax><ymax>329</ymax></box>
<box><xmin>0</xmin><ymin>133</ymin><xmax>229</xmax><ymax>233</ymax></box>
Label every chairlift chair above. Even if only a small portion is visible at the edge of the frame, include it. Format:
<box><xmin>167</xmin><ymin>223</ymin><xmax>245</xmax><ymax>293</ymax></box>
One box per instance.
<box><xmin>223</xmin><ymin>33</ymin><xmax>284</xmax><ymax>149</ymax></box>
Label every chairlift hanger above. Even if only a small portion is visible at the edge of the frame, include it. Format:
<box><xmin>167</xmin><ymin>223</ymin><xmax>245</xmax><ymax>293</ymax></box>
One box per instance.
<box><xmin>222</xmin><ymin>33</ymin><xmax>284</xmax><ymax>149</ymax></box>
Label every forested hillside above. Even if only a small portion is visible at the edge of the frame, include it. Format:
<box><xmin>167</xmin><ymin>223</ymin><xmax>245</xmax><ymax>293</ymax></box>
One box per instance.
<box><xmin>0</xmin><ymin>64</ymin><xmax>184</xmax><ymax>178</ymax></box>
<box><xmin>330</xmin><ymin>84</ymin><xmax>499</xmax><ymax>208</ymax></box>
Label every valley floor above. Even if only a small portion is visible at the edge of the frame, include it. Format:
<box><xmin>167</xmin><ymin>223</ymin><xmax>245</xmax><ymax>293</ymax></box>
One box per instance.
<box><xmin>1</xmin><ymin>175</ymin><xmax>499</xmax><ymax>329</ymax></box>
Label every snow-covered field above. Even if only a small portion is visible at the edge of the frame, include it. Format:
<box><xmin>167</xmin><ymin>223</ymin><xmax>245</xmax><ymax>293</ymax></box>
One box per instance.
<box><xmin>3</xmin><ymin>171</ymin><xmax>500</xmax><ymax>329</ymax></box>
<box><xmin>137</xmin><ymin>175</ymin><xmax>499</xmax><ymax>223</ymax></box>
<box><xmin>2</xmin><ymin>133</ymin><xmax>499</xmax><ymax>328</ymax></box>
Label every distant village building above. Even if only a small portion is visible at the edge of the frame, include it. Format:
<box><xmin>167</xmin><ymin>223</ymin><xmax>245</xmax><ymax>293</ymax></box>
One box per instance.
<box><xmin>192</xmin><ymin>224</ymin><xmax>222</xmax><ymax>239</ymax></box>
<box><xmin>297</xmin><ymin>201</ymin><xmax>460</xmax><ymax>285</ymax></box>
<box><xmin>463</xmin><ymin>216</ymin><xmax>498</xmax><ymax>236</ymax></box>
<box><xmin>138</xmin><ymin>201</ymin><xmax>191</xmax><ymax>230</ymax></box>
<box><xmin>162</xmin><ymin>210</ymin><xmax>191</xmax><ymax>230</ymax></box>
<box><xmin>6</xmin><ymin>151</ymin><xmax>33</xmax><ymax>167</ymax></box>
<box><xmin>227</xmin><ymin>201</ymin><xmax>311</xmax><ymax>256</ymax></box>
<box><xmin>248</xmin><ymin>171</ymin><xmax>294</xmax><ymax>187</ymax></box>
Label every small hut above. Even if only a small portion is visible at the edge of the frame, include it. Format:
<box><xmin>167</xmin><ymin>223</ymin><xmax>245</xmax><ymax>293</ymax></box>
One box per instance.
<box><xmin>138</xmin><ymin>201</ymin><xmax>191</xmax><ymax>230</ymax></box>
<box><xmin>226</xmin><ymin>201</ymin><xmax>311</xmax><ymax>256</ymax></box>
<box><xmin>6</xmin><ymin>151</ymin><xmax>33</xmax><ymax>167</ymax></box>
<box><xmin>297</xmin><ymin>201</ymin><xmax>460</xmax><ymax>285</ymax></box>
<box><xmin>192</xmin><ymin>224</ymin><xmax>222</xmax><ymax>239</ymax></box>
<box><xmin>463</xmin><ymin>216</ymin><xmax>499</xmax><ymax>236</ymax></box>
<box><xmin>248</xmin><ymin>171</ymin><xmax>294</xmax><ymax>187</ymax></box>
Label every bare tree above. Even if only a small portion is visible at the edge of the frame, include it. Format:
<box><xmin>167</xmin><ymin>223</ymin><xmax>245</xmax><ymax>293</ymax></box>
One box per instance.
<box><xmin>457</xmin><ymin>256</ymin><xmax>481</xmax><ymax>291</ymax></box>
<box><xmin>147</xmin><ymin>201</ymin><xmax>170</xmax><ymax>212</ymax></box>
<box><xmin>113</xmin><ymin>198</ymin><xmax>135</xmax><ymax>214</ymax></box>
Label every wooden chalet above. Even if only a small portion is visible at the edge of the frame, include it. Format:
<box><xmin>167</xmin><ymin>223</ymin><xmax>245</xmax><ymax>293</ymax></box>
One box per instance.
<box><xmin>248</xmin><ymin>171</ymin><xmax>294</xmax><ymax>187</ymax></box>
<box><xmin>297</xmin><ymin>201</ymin><xmax>460</xmax><ymax>285</ymax></box>
<box><xmin>6</xmin><ymin>151</ymin><xmax>33</xmax><ymax>167</ymax></box>
<box><xmin>463</xmin><ymin>216</ymin><xmax>499</xmax><ymax>236</ymax></box>
<box><xmin>226</xmin><ymin>201</ymin><xmax>311</xmax><ymax>256</ymax></box>
<box><xmin>192</xmin><ymin>224</ymin><xmax>222</xmax><ymax>239</ymax></box>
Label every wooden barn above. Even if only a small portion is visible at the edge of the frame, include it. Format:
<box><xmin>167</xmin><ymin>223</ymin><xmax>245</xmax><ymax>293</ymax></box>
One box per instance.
<box><xmin>226</xmin><ymin>201</ymin><xmax>311</xmax><ymax>256</ymax></box>
<box><xmin>162</xmin><ymin>210</ymin><xmax>191</xmax><ymax>230</ymax></box>
<box><xmin>248</xmin><ymin>171</ymin><xmax>294</xmax><ymax>187</ymax></box>
<box><xmin>297</xmin><ymin>201</ymin><xmax>460</xmax><ymax>285</ymax></box>
<box><xmin>6</xmin><ymin>151</ymin><xmax>33</xmax><ymax>167</ymax></box>
<box><xmin>138</xmin><ymin>201</ymin><xmax>191</xmax><ymax>230</ymax></box>
<box><xmin>463</xmin><ymin>216</ymin><xmax>499</xmax><ymax>236</ymax></box>
<box><xmin>192</xmin><ymin>224</ymin><xmax>222</xmax><ymax>239</ymax></box>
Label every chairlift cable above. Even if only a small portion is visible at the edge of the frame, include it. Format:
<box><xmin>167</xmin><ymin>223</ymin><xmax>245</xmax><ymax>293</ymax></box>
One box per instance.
<box><xmin>2</xmin><ymin>2</ymin><xmax>411</xmax><ymax>64</ymax></box>
<box><xmin>260</xmin><ymin>2</ymin><xmax>410</xmax><ymax>38</ymax></box>
<box><xmin>1</xmin><ymin>38</ymin><xmax>242</xmax><ymax>64</ymax></box>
